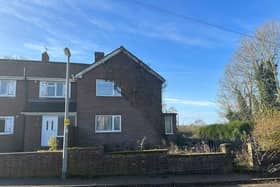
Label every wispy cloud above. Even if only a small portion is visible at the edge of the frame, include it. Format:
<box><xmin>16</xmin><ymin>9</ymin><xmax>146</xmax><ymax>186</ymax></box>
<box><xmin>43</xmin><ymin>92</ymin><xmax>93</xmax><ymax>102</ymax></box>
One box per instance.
<box><xmin>164</xmin><ymin>98</ymin><xmax>216</xmax><ymax>107</ymax></box>
<box><xmin>127</xmin><ymin>23</ymin><xmax>212</xmax><ymax>47</ymax></box>
<box><xmin>58</xmin><ymin>1</ymin><xmax>215</xmax><ymax>48</ymax></box>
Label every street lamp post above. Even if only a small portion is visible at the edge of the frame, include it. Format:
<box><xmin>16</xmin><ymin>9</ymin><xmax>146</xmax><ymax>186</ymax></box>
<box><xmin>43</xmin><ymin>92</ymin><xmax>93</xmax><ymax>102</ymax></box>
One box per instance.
<box><xmin>62</xmin><ymin>48</ymin><xmax>71</xmax><ymax>179</ymax></box>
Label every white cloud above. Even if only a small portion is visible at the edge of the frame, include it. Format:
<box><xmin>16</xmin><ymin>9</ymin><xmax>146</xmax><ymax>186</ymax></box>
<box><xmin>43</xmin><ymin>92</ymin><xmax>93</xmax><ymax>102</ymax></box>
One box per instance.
<box><xmin>164</xmin><ymin>98</ymin><xmax>216</xmax><ymax>107</ymax></box>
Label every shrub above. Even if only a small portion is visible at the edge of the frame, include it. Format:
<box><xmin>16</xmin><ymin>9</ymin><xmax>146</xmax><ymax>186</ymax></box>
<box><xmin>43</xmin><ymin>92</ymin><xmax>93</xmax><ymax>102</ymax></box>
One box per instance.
<box><xmin>48</xmin><ymin>136</ymin><xmax>58</xmax><ymax>151</ymax></box>
<box><xmin>136</xmin><ymin>136</ymin><xmax>146</xmax><ymax>151</ymax></box>
<box><xmin>253</xmin><ymin>110</ymin><xmax>280</xmax><ymax>150</ymax></box>
<box><xmin>198</xmin><ymin>121</ymin><xmax>251</xmax><ymax>142</ymax></box>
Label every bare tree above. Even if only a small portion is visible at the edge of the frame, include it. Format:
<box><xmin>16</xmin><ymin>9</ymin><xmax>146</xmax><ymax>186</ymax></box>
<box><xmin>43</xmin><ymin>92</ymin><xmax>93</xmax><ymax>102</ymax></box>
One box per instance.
<box><xmin>218</xmin><ymin>21</ymin><xmax>280</xmax><ymax>121</ymax></box>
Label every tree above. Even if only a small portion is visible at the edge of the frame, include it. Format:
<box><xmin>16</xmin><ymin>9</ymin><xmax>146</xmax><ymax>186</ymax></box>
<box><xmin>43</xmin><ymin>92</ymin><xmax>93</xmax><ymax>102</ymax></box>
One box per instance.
<box><xmin>255</xmin><ymin>59</ymin><xmax>279</xmax><ymax>109</ymax></box>
<box><xmin>218</xmin><ymin>21</ymin><xmax>280</xmax><ymax>121</ymax></box>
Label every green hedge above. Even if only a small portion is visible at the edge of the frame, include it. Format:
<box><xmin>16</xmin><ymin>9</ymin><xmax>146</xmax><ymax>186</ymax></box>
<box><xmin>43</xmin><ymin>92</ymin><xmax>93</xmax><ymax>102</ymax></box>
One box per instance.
<box><xmin>198</xmin><ymin>121</ymin><xmax>251</xmax><ymax>141</ymax></box>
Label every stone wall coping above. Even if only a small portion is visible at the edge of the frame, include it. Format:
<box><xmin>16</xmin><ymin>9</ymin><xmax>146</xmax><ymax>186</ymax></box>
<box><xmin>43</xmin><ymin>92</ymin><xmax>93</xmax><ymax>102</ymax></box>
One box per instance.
<box><xmin>110</xmin><ymin>149</ymin><xmax>168</xmax><ymax>155</ymax></box>
<box><xmin>168</xmin><ymin>152</ymin><xmax>226</xmax><ymax>157</ymax></box>
<box><xmin>0</xmin><ymin>151</ymin><xmax>62</xmax><ymax>156</ymax></box>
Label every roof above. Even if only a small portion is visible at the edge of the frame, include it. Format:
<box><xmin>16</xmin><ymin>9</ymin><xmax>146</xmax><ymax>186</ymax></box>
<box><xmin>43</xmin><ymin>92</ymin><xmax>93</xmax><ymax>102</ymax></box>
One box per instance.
<box><xmin>0</xmin><ymin>46</ymin><xmax>165</xmax><ymax>82</ymax></box>
<box><xmin>75</xmin><ymin>46</ymin><xmax>165</xmax><ymax>82</ymax></box>
<box><xmin>0</xmin><ymin>59</ymin><xmax>89</xmax><ymax>79</ymax></box>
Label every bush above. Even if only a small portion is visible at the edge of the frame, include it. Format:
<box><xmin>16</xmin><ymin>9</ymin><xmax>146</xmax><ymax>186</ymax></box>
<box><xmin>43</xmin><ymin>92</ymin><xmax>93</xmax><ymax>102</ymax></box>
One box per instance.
<box><xmin>198</xmin><ymin>121</ymin><xmax>251</xmax><ymax>142</ymax></box>
<box><xmin>253</xmin><ymin>110</ymin><xmax>280</xmax><ymax>150</ymax></box>
<box><xmin>48</xmin><ymin>136</ymin><xmax>58</xmax><ymax>151</ymax></box>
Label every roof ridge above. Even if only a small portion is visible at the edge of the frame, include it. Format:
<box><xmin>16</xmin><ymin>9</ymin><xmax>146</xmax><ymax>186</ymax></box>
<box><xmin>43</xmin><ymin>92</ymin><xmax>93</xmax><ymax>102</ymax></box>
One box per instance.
<box><xmin>75</xmin><ymin>46</ymin><xmax>165</xmax><ymax>82</ymax></box>
<box><xmin>0</xmin><ymin>58</ymin><xmax>90</xmax><ymax>66</ymax></box>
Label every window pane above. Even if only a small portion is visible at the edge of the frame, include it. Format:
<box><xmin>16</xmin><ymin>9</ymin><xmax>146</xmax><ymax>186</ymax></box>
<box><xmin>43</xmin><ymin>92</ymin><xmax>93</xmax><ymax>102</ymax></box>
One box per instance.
<box><xmin>0</xmin><ymin>81</ymin><xmax>7</xmax><ymax>95</ymax></box>
<box><xmin>96</xmin><ymin>80</ymin><xmax>113</xmax><ymax>96</ymax></box>
<box><xmin>40</xmin><ymin>82</ymin><xmax>47</xmax><ymax>96</ymax></box>
<box><xmin>47</xmin><ymin>86</ymin><xmax>55</xmax><ymax>96</ymax></box>
<box><xmin>7</xmin><ymin>81</ymin><xmax>15</xmax><ymax>95</ymax></box>
<box><xmin>104</xmin><ymin>116</ymin><xmax>112</xmax><ymax>130</ymax></box>
<box><xmin>45</xmin><ymin>83</ymin><xmax>55</xmax><ymax>96</ymax></box>
<box><xmin>96</xmin><ymin>116</ymin><xmax>105</xmax><ymax>130</ymax></box>
<box><xmin>5</xmin><ymin>117</ymin><xmax>13</xmax><ymax>133</ymax></box>
<box><xmin>56</xmin><ymin>83</ymin><xmax>64</xmax><ymax>96</ymax></box>
<box><xmin>114</xmin><ymin>116</ymin><xmax>121</xmax><ymax>130</ymax></box>
<box><xmin>0</xmin><ymin>119</ymin><xmax>5</xmax><ymax>132</ymax></box>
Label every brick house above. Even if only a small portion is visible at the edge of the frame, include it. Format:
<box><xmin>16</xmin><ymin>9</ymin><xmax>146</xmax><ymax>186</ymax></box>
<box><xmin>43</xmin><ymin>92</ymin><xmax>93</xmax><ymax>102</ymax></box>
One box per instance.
<box><xmin>0</xmin><ymin>46</ymin><xmax>177</xmax><ymax>152</ymax></box>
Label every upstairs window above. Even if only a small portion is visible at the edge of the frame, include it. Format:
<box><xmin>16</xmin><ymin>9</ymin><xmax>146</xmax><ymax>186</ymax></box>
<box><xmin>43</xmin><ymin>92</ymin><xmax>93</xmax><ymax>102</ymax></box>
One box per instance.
<box><xmin>95</xmin><ymin>115</ymin><xmax>121</xmax><ymax>133</ymax></box>
<box><xmin>0</xmin><ymin>116</ymin><xmax>14</xmax><ymax>135</ymax></box>
<box><xmin>39</xmin><ymin>81</ymin><xmax>69</xmax><ymax>98</ymax></box>
<box><xmin>0</xmin><ymin>80</ymin><xmax>16</xmax><ymax>97</ymax></box>
<box><xmin>96</xmin><ymin>79</ymin><xmax>121</xmax><ymax>96</ymax></box>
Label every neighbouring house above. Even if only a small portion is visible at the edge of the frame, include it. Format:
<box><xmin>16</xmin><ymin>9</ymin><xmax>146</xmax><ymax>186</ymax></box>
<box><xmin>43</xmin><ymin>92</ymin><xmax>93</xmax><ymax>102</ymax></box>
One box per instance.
<box><xmin>0</xmin><ymin>46</ymin><xmax>177</xmax><ymax>152</ymax></box>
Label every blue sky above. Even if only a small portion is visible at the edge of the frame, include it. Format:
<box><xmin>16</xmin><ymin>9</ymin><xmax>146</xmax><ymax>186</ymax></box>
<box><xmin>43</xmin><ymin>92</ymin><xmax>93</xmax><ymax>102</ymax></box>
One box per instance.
<box><xmin>0</xmin><ymin>0</ymin><xmax>280</xmax><ymax>124</ymax></box>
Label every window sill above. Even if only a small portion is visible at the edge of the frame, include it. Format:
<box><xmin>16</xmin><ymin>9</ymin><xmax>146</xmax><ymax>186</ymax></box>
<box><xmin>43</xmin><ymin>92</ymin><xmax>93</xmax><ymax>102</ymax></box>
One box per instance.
<box><xmin>165</xmin><ymin>133</ymin><xmax>174</xmax><ymax>135</ymax></box>
<box><xmin>96</xmin><ymin>95</ymin><xmax>122</xmax><ymax>97</ymax></box>
<box><xmin>0</xmin><ymin>133</ymin><xmax>13</xmax><ymax>135</ymax></box>
<box><xmin>39</xmin><ymin>96</ymin><xmax>65</xmax><ymax>99</ymax></box>
<box><xmin>0</xmin><ymin>95</ymin><xmax>16</xmax><ymax>97</ymax></box>
<box><xmin>95</xmin><ymin>130</ymin><xmax>121</xmax><ymax>134</ymax></box>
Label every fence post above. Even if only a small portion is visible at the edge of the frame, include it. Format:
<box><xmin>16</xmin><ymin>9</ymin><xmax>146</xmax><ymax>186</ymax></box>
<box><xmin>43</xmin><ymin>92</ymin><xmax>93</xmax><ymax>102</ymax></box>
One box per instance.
<box><xmin>247</xmin><ymin>143</ymin><xmax>254</xmax><ymax>167</ymax></box>
<box><xmin>220</xmin><ymin>143</ymin><xmax>232</xmax><ymax>154</ymax></box>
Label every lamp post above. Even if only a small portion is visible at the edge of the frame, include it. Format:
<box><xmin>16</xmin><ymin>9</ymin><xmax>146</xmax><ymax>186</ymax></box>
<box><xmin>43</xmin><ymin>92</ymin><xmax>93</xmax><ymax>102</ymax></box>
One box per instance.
<box><xmin>62</xmin><ymin>47</ymin><xmax>71</xmax><ymax>179</ymax></box>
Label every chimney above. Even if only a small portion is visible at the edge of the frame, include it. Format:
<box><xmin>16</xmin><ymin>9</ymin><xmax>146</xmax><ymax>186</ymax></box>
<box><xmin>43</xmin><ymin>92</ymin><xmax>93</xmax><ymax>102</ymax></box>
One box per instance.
<box><xmin>42</xmin><ymin>51</ymin><xmax>49</xmax><ymax>63</ymax></box>
<box><xmin>94</xmin><ymin>51</ymin><xmax>104</xmax><ymax>62</ymax></box>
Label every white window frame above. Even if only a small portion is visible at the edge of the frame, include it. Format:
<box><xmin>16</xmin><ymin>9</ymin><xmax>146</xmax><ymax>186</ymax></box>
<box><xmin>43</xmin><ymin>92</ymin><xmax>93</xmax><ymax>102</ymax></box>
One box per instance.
<box><xmin>96</xmin><ymin>79</ymin><xmax>121</xmax><ymax>97</ymax></box>
<box><xmin>0</xmin><ymin>80</ymin><xmax>16</xmax><ymax>97</ymax></box>
<box><xmin>0</xmin><ymin>116</ymin><xmax>14</xmax><ymax>135</ymax></box>
<box><xmin>39</xmin><ymin>81</ymin><xmax>71</xmax><ymax>98</ymax></box>
<box><xmin>95</xmin><ymin>115</ymin><xmax>122</xmax><ymax>133</ymax></box>
<box><xmin>164</xmin><ymin>115</ymin><xmax>174</xmax><ymax>135</ymax></box>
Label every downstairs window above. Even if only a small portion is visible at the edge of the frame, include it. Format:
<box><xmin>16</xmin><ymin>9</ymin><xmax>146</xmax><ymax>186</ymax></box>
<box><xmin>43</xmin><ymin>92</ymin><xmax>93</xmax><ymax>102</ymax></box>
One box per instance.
<box><xmin>95</xmin><ymin>115</ymin><xmax>121</xmax><ymax>133</ymax></box>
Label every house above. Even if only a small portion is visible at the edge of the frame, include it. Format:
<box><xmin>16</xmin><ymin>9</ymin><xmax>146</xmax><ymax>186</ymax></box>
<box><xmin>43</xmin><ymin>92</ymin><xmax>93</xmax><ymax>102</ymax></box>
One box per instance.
<box><xmin>0</xmin><ymin>46</ymin><xmax>177</xmax><ymax>152</ymax></box>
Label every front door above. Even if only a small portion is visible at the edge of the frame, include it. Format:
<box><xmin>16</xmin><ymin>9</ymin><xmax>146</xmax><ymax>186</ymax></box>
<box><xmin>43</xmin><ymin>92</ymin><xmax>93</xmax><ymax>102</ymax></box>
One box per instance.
<box><xmin>41</xmin><ymin>116</ymin><xmax>58</xmax><ymax>146</ymax></box>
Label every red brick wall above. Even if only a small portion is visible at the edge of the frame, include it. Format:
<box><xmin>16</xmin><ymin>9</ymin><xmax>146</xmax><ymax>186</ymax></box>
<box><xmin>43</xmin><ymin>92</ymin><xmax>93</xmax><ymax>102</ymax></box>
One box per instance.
<box><xmin>76</xmin><ymin>51</ymin><xmax>164</xmax><ymax>148</ymax></box>
<box><xmin>68</xmin><ymin>148</ymin><xmax>168</xmax><ymax>177</ymax></box>
<box><xmin>0</xmin><ymin>147</ymin><xmax>233</xmax><ymax>178</ymax></box>
<box><xmin>23</xmin><ymin>116</ymin><xmax>42</xmax><ymax>151</ymax></box>
<box><xmin>0</xmin><ymin>80</ymin><xmax>26</xmax><ymax>152</ymax></box>
<box><xmin>168</xmin><ymin>153</ymin><xmax>233</xmax><ymax>174</ymax></box>
<box><xmin>0</xmin><ymin>151</ymin><xmax>61</xmax><ymax>177</ymax></box>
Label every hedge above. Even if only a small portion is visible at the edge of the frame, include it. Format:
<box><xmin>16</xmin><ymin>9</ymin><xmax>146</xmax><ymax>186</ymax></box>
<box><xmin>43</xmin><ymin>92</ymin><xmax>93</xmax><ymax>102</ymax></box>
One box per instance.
<box><xmin>198</xmin><ymin>121</ymin><xmax>251</xmax><ymax>141</ymax></box>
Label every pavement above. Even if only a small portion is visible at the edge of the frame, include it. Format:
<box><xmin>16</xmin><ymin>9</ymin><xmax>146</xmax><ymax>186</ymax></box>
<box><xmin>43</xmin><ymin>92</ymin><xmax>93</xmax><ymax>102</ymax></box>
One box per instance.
<box><xmin>0</xmin><ymin>174</ymin><xmax>279</xmax><ymax>186</ymax></box>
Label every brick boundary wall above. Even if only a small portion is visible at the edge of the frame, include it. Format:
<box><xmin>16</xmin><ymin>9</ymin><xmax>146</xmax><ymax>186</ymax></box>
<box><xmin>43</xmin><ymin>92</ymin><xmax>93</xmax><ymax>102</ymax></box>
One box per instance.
<box><xmin>0</xmin><ymin>151</ymin><xmax>61</xmax><ymax>177</ymax></box>
<box><xmin>0</xmin><ymin>147</ymin><xmax>233</xmax><ymax>178</ymax></box>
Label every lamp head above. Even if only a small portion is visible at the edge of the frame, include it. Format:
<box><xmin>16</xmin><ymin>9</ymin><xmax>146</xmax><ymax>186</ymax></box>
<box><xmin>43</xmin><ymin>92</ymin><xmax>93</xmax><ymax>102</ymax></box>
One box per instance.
<box><xmin>64</xmin><ymin>48</ymin><xmax>71</xmax><ymax>57</ymax></box>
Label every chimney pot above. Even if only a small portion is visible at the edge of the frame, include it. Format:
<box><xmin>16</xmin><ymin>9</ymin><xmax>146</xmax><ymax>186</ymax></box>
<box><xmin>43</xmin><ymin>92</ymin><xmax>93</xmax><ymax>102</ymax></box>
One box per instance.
<box><xmin>94</xmin><ymin>51</ymin><xmax>104</xmax><ymax>62</ymax></box>
<box><xmin>42</xmin><ymin>51</ymin><xmax>49</xmax><ymax>63</ymax></box>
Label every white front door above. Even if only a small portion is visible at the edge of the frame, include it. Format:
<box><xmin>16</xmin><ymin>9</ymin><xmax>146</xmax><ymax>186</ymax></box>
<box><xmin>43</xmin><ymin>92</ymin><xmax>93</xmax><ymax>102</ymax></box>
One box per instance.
<box><xmin>41</xmin><ymin>116</ymin><xmax>58</xmax><ymax>146</ymax></box>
